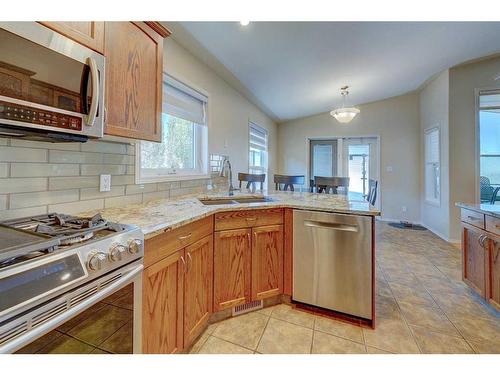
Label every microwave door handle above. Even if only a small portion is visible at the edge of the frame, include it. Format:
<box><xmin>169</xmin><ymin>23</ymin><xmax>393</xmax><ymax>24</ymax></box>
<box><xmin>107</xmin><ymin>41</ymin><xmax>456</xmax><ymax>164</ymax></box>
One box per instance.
<box><xmin>85</xmin><ymin>57</ymin><xmax>99</xmax><ymax>126</ymax></box>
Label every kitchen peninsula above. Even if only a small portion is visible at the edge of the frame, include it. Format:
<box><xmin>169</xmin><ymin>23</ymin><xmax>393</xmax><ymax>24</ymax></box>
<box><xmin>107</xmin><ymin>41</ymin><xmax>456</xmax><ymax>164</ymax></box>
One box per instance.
<box><xmin>82</xmin><ymin>191</ymin><xmax>380</xmax><ymax>353</ymax></box>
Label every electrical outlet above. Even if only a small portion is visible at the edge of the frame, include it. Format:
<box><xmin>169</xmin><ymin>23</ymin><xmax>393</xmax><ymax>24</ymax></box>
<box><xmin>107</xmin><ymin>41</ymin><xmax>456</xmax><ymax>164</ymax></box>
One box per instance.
<box><xmin>401</xmin><ymin>206</ymin><xmax>407</xmax><ymax>212</ymax></box>
<box><xmin>100</xmin><ymin>174</ymin><xmax>111</xmax><ymax>192</ymax></box>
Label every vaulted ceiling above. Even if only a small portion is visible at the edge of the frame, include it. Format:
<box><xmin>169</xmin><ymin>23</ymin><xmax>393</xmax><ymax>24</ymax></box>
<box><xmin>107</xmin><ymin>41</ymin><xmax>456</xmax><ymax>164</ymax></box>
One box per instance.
<box><xmin>167</xmin><ymin>22</ymin><xmax>500</xmax><ymax>122</ymax></box>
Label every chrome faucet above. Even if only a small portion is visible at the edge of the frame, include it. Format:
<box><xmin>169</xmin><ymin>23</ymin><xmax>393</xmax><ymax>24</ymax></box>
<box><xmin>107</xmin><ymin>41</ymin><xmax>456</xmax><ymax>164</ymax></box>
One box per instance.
<box><xmin>219</xmin><ymin>157</ymin><xmax>237</xmax><ymax>196</ymax></box>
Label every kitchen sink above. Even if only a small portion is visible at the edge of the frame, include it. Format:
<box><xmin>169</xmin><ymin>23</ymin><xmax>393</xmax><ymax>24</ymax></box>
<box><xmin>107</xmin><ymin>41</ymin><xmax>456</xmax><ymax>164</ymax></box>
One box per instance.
<box><xmin>198</xmin><ymin>196</ymin><xmax>275</xmax><ymax>205</ymax></box>
<box><xmin>198</xmin><ymin>198</ymin><xmax>238</xmax><ymax>205</ymax></box>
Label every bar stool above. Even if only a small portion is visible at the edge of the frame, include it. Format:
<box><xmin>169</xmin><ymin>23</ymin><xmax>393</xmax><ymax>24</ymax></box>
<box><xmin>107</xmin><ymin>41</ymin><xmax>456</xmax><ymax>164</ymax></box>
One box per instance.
<box><xmin>313</xmin><ymin>176</ymin><xmax>350</xmax><ymax>195</ymax></box>
<box><xmin>238</xmin><ymin>173</ymin><xmax>266</xmax><ymax>192</ymax></box>
<box><xmin>274</xmin><ymin>174</ymin><xmax>305</xmax><ymax>191</ymax></box>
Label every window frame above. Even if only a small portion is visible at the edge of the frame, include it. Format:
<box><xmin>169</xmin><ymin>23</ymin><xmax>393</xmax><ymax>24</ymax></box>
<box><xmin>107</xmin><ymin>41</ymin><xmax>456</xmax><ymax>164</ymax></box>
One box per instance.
<box><xmin>424</xmin><ymin>126</ymin><xmax>441</xmax><ymax>206</ymax></box>
<box><xmin>135</xmin><ymin>74</ymin><xmax>209</xmax><ymax>184</ymax></box>
<box><xmin>248</xmin><ymin>122</ymin><xmax>268</xmax><ymax>182</ymax></box>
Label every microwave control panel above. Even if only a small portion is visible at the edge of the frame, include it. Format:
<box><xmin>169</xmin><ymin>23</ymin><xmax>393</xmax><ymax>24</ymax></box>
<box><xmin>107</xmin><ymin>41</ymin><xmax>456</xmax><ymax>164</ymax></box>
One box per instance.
<box><xmin>0</xmin><ymin>101</ymin><xmax>82</xmax><ymax>131</ymax></box>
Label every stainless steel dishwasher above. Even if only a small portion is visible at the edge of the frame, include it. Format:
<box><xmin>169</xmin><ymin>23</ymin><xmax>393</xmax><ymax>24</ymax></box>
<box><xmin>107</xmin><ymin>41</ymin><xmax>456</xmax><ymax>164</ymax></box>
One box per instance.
<box><xmin>293</xmin><ymin>210</ymin><xmax>372</xmax><ymax>319</ymax></box>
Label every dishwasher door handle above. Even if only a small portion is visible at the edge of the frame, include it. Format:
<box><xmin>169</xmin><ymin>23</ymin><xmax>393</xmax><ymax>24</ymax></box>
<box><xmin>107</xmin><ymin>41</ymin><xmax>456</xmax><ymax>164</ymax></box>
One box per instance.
<box><xmin>303</xmin><ymin>220</ymin><xmax>358</xmax><ymax>232</ymax></box>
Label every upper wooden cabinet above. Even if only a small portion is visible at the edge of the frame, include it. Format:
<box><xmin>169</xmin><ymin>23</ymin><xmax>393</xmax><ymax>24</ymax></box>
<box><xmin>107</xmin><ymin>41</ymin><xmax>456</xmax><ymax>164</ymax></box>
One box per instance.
<box><xmin>104</xmin><ymin>22</ymin><xmax>169</xmax><ymax>142</ymax></box>
<box><xmin>40</xmin><ymin>22</ymin><xmax>105</xmax><ymax>53</ymax></box>
<box><xmin>251</xmin><ymin>225</ymin><xmax>283</xmax><ymax>300</ymax></box>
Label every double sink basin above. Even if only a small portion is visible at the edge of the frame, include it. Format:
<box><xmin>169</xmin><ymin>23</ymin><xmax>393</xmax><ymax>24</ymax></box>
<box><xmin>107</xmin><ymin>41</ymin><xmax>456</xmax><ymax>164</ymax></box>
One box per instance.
<box><xmin>198</xmin><ymin>196</ymin><xmax>275</xmax><ymax>206</ymax></box>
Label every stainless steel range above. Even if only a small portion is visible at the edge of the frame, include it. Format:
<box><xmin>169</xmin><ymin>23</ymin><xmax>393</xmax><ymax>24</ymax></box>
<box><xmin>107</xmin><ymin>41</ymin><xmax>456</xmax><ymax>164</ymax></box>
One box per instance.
<box><xmin>0</xmin><ymin>213</ymin><xmax>144</xmax><ymax>354</ymax></box>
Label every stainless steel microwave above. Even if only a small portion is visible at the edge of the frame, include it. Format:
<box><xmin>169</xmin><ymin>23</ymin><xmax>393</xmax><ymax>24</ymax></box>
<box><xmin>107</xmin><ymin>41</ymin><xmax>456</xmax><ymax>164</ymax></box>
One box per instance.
<box><xmin>0</xmin><ymin>22</ymin><xmax>105</xmax><ymax>142</ymax></box>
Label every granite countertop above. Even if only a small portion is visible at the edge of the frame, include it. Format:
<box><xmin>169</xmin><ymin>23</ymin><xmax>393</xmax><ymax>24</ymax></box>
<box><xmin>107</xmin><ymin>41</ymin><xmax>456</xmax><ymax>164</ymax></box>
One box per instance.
<box><xmin>81</xmin><ymin>191</ymin><xmax>380</xmax><ymax>239</ymax></box>
<box><xmin>456</xmin><ymin>202</ymin><xmax>500</xmax><ymax>219</ymax></box>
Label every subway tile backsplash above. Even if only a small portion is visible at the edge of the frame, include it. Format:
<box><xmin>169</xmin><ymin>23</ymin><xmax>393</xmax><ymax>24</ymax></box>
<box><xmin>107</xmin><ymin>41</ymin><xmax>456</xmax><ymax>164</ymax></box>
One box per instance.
<box><xmin>0</xmin><ymin>138</ymin><xmax>226</xmax><ymax>220</ymax></box>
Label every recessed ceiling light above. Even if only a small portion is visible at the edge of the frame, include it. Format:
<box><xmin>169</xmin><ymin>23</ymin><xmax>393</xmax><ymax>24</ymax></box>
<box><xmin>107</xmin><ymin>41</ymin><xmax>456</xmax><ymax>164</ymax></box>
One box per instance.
<box><xmin>240</xmin><ymin>21</ymin><xmax>250</xmax><ymax>26</ymax></box>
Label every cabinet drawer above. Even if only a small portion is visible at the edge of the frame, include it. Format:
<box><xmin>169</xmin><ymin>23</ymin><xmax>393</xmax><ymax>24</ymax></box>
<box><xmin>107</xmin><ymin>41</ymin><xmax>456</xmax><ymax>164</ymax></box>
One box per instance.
<box><xmin>144</xmin><ymin>216</ymin><xmax>213</xmax><ymax>267</ymax></box>
<box><xmin>214</xmin><ymin>209</ymin><xmax>283</xmax><ymax>231</ymax></box>
<box><xmin>486</xmin><ymin>215</ymin><xmax>500</xmax><ymax>236</ymax></box>
<box><xmin>461</xmin><ymin>209</ymin><xmax>485</xmax><ymax>229</ymax></box>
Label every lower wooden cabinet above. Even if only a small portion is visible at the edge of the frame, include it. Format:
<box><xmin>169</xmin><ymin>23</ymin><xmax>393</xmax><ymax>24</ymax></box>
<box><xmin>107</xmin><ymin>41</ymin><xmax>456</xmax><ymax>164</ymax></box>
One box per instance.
<box><xmin>251</xmin><ymin>225</ymin><xmax>283</xmax><ymax>300</ymax></box>
<box><xmin>213</xmin><ymin>229</ymin><xmax>251</xmax><ymax>311</ymax></box>
<box><xmin>487</xmin><ymin>236</ymin><xmax>500</xmax><ymax>309</ymax></box>
<box><xmin>142</xmin><ymin>251</ymin><xmax>184</xmax><ymax>354</ymax></box>
<box><xmin>463</xmin><ymin>225</ymin><xmax>487</xmax><ymax>297</ymax></box>
<box><xmin>183</xmin><ymin>235</ymin><xmax>213</xmax><ymax>347</ymax></box>
<box><xmin>143</xmin><ymin>233</ymin><xmax>213</xmax><ymax>353</ymax></box>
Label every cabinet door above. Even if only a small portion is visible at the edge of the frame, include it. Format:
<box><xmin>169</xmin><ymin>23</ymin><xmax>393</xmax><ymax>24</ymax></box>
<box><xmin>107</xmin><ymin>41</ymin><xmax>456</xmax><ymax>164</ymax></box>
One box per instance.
<box><xmin>40</xmin><ymin>22</ymin><xmax>104</xmax><ymax>53</ymax></box>
<box><xmin>143</xmin><ymin>251</ymin><xmax>185</xmax><ymax>353</ymax></box>
<box><xmin>251</xmin><ymin>225</ymin><xmax>283</xmax><ymax>300</ymax></box>
<box><xmin>184</xmin><ymin>235</ymin><xmax>213</xmax><ymax>347</ymax></box>
<box><xmin>488</xmin><ymin>236</ymin><xmax>500</xmax><ymax>310</ymax></box>
<box><xmin>213</xmin><ymin>229</ymin><xmax>251</xmax><ymax>311</ymax></box>
<box><xmin>462</xmin><ymin>226</ymin><xmax>487</xmax><ymax>298</ymax></box>
<box><xmin>104</xmin><ymin>22</ymin><xmax>163</xmax><ymax>142</ymax></box>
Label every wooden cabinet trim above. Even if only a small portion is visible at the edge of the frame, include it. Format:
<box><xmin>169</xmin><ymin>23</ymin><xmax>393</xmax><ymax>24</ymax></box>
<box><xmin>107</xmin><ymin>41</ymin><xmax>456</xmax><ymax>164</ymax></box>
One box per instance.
<box><xmin>283</xmin><ymin>208</ymin><xmax>293</xmax><ymax>296</ymax></box>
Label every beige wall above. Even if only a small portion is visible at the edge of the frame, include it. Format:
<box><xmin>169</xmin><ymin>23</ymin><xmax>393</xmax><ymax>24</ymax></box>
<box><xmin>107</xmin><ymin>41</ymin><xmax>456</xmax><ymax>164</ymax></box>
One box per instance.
<box><xmin>278</xmin><ymin>93</ymin><xmax>421</xmax><ymax>222</ymax></box>
<box><xmin>449</xmin><ymin>56</ymin><xmax>500</xmax><ymax>240</ymax></box>
<box><xmin>419</xmin><ymin>70</ymin><xmax>451</xmax><ymax>240</ymax></box>
<box><xmin>164</xmin><ymin>38</ymin><xmax>278</xmax><ymax>189</ymax></box>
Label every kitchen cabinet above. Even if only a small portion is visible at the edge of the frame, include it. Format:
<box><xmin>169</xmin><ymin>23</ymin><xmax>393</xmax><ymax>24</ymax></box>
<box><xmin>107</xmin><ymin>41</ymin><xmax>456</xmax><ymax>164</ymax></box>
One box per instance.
<box><xmin>143</xmin><ymin>216</ymin><xmax>213</xmax><ymax>353</ymax></box>
<box><xmin>213</xmin><ymin>228</ymin><xmax>252</xmax><ymax>311</ymax></box>
<box><xmin>142</xmin><ymin>251</ymin><xmax>184</xmax><ymax>354</ymax></box>
<box><xmin>104</xmin><ymin>22</ymin><xmax>169</xmax><ymax>142</ymax></box>
<box><xmin>462</xmin><ymin>224</ymin><xmax>487</xmax><ymax>298</ymax></box>
<box><xmin>487</xmin><ymin>235</ymin><xmax>500</xmax><ymax>310</ymax></box>
<box><xmin>183</xmin><ymin>235</ymin><xmax>213</xmax><ymax>347</ymax></box>
<box><xmin>213</xmin><ymin>209</ymin><xmax>284</xmax><ymax>312</ymax></box>
<box><xmin>39</xmin><ymin>22</ymin><xmax>105</xmax><ymax>53</ymax></box>
<box><xmin>251</xmin><ymin>225</ymin><xmax>283</xmax><ymax>300</ymax></box>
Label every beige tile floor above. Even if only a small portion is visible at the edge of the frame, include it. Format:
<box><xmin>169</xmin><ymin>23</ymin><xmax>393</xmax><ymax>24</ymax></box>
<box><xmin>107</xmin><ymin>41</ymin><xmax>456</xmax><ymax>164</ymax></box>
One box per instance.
<box><xmin>190</xmin><ymin>222</ymin><xmax>500</xmax><ymax>354</ymax></box>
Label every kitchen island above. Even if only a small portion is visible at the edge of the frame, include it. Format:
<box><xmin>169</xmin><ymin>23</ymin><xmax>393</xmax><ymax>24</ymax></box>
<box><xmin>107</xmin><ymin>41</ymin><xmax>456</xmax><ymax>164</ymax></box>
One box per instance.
<box><xmin>82</xmin><ymin>191</ymin><xmax>380</xmax><ymax>353</ymax></box>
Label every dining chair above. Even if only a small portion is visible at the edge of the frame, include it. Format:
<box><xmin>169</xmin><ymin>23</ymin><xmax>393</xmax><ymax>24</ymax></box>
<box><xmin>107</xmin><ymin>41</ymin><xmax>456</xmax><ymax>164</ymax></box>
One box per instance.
<box><xmin>274</xmin><ymin>174</ymin><xmax>305</xmax><ymax>191</ymax></box>
<box><xmin>313</xmin><ymin>176</ymin><xmax>350</xmax><ymax>195</ymax></box>
<box><xmin>238</xmin><ymin>173</ymin><xmax>266</xmax><ymax>192</ymax></box>
<box><xmin>367</xmin><ymin>179</ymin><xmax>378</xmax><ymax>205</ymax></box>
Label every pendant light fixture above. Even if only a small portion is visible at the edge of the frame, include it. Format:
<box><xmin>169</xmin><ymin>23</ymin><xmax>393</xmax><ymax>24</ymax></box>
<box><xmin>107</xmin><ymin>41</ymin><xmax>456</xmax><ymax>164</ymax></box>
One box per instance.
<box><xmin>330</xmin><ymin>86</ymin><xmax>360</xmax><ymax>124</ymax></box>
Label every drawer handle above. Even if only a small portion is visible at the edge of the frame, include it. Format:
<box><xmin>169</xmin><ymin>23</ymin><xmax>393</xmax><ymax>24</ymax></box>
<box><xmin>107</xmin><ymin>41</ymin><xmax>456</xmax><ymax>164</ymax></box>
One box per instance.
<box><xmin>178</xmin><ymin>233</ymin><xmax>192</xmax><ymax>241</ymax></box>
<box><xmin>467</xmin><ymin>215</ymin><xmax>481</xmax><ymax>221</ymax></box>
<box><xmin>186</xmin><ymin>252</ymin><xmax>193</xmax><ymax>273</ymax></box>
<box><xmin>245</xmin><ymin>217</ymin><xmax>257</xmax><ymax>222</ymax></box>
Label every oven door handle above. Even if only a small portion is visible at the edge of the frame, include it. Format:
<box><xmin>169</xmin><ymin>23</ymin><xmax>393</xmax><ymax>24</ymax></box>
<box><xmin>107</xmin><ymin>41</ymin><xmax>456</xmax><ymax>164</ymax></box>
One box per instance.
<box><xmin>85</xmin><ymin>57</ymin><xmax>99</xmax><ymax>127</ymax></box>
<box><xmin>0</xmin><ymin>263</ymin><xmax>143</xmax><ymax>354</ymax></box>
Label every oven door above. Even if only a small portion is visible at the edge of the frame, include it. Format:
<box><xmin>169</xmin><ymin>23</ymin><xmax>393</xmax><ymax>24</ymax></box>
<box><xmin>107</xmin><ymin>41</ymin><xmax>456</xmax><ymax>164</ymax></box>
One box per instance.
<box><xmin>0</xmin><ymin>260</ymin><xmax>143</xmax><ymax>354</ymax></box>
<box><xmin>0</xmin><ymin>22</ymin><xmax>104</xmax><ymax>139</ymax></box>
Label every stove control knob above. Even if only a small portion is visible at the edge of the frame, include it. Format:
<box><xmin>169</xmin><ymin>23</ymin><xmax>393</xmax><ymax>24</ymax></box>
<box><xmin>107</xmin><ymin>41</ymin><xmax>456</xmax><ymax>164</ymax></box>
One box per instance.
<box><xmin>128</xmin><ymin>239</ymin><xmax>143</xmax><ymax>254</ymax></box>
<box><xmin>109</xmin><ymin>244</ymin><xmax>127</xmax><ymax>262</ymax></box>
<box><xmin>88</xmin><ymin>251</ymin><xmax>107</xmax><ymax>271</ymax></box>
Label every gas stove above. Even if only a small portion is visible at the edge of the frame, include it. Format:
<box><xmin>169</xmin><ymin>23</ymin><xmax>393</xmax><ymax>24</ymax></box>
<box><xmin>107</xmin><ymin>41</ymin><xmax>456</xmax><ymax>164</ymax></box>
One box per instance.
<box><xmin>0</xmin><ymin>212</ymin><xmax>144</xmax><ymax>353</ymax></box>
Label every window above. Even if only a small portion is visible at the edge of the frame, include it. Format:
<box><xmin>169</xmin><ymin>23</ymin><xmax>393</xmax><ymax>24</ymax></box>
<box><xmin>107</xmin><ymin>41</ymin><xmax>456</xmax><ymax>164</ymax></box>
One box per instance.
<box><xmin>249</xmin><ymin>122</ymin><xmax>268</xmax><ymax>178</ymax></box>
<box><xmin>137</xmin><ymin>75</ymin><xmax>208</xmax><ymax>182</ymax></box>
<box><xmin>424</xmin><ymin>127</ymin><xmax>440</xmax><ymax>205</ymax></box>
<box><xmin>478</xmin><ymin>90</ymin><xmax>500</xmax><ymax>203</ymax></box>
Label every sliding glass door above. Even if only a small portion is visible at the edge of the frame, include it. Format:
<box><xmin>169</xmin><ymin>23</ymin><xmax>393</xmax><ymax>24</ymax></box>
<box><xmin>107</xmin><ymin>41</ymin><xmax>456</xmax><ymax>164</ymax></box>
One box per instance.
<box><xmin>478</xmin><ymin>90</ymin><xmax>500</xmax><ymax>204</ymax></box>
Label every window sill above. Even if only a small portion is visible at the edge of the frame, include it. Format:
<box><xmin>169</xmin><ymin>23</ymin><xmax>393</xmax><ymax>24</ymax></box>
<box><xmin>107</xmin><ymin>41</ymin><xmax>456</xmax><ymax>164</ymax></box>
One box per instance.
<box><xmin>136</xmin><ymin>173</ymin><xmax>212</xmax><ymax>184</ymax></box>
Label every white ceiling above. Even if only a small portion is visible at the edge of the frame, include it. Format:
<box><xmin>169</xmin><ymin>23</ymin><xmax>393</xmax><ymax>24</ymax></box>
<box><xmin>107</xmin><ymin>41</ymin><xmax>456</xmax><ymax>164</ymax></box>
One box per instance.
<box><xmin>168</xmin><ymin>22</ymin><xmax>500</xmax><ymax>122</ymax></box>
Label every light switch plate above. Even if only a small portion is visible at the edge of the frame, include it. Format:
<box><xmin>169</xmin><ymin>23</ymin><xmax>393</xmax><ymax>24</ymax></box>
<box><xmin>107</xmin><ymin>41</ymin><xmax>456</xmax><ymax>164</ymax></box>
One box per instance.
<box><xmin>100</xmin><ymin>174</ymin><xmax>111</xmax><ymax>192</ymax></box>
